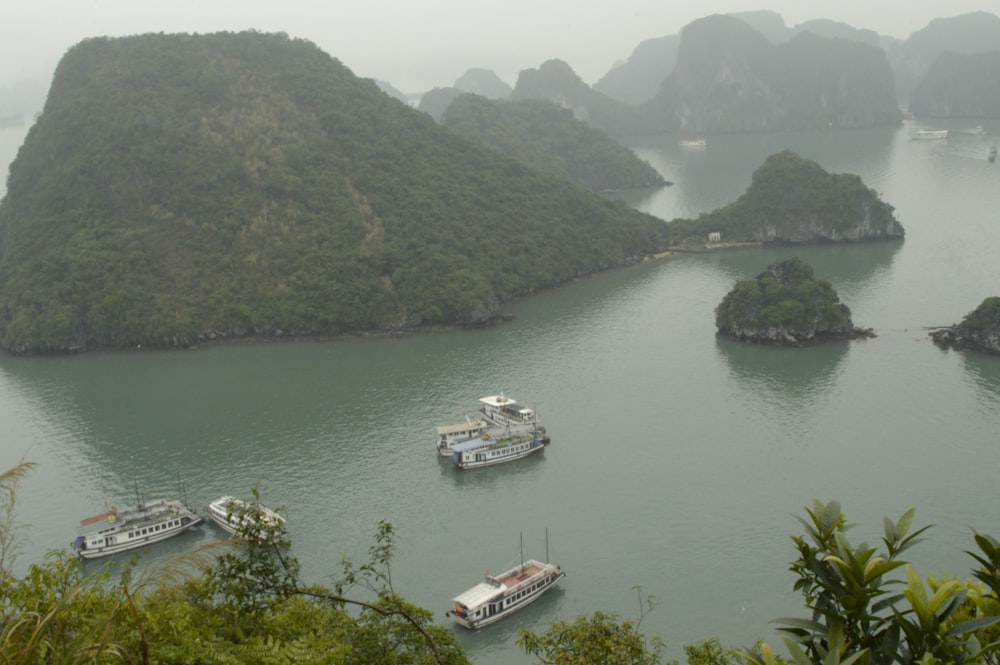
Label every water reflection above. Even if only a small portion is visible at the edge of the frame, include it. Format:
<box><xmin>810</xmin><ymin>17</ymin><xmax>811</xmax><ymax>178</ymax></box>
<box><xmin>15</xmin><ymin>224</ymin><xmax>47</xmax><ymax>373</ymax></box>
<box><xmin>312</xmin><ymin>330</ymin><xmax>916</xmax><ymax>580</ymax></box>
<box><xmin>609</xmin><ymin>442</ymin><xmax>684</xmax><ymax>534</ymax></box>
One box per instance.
<box><xmin>959</xmin><ymin>352</ymin><xmax>1000</xmax><ymax>409</ymax></box>
<box><xmin>714</xmin><ymin>335</ymin><xmax>850</xmax><ymax>412</ymax></box>
<box><xmin>618</xmin><ymin>126</ymin><xmax>899</xmax><ymax>221</ymax></box>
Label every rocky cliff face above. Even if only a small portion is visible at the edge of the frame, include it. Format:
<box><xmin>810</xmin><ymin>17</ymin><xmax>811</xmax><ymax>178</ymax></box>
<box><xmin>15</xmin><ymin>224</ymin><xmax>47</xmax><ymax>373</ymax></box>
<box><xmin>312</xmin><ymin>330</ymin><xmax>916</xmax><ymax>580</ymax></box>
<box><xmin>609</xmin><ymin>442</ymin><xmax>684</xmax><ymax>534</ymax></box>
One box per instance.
<box><xmin>697</xmin><ymin>150</ymin><xmax>904</xmax><ymax>245</ymax></box>
<box><xmin>929</xmin><ymin>297</ymin><xmax>1000</xmax><ymax>355</ymax></box>
<box><xmin>649</xmin><ymin>15</ymin><xmax>901</xmax><ymax>132</ymax></box>
<box><xmin>745</xmin><ymin>192</ymin><xmax>904</xmax><ymax>243</ymax></box>
<box><xmin>908</xmin><ymin>51</ymin><xmax>1000</xmax><ymax>118</ymax></box>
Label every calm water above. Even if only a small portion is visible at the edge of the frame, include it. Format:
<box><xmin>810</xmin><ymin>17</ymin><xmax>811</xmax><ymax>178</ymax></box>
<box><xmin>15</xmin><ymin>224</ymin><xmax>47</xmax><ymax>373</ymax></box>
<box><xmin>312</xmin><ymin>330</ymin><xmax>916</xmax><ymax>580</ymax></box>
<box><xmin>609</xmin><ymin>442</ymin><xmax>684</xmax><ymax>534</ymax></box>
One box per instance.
<box><xmin>2</xmin><ymin>119</ymin><xmax>1000</xmax><ymax>664</ymax></box>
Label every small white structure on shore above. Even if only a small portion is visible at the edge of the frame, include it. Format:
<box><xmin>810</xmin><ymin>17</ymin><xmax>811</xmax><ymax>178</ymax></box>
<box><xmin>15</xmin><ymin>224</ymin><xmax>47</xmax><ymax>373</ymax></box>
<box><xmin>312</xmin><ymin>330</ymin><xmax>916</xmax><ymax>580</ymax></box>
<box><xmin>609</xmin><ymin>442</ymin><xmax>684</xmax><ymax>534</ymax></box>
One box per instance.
<box><xmin>708</xmin><ymin>232</ymin><xmax>721</xmax><ymax>243</ymax></box>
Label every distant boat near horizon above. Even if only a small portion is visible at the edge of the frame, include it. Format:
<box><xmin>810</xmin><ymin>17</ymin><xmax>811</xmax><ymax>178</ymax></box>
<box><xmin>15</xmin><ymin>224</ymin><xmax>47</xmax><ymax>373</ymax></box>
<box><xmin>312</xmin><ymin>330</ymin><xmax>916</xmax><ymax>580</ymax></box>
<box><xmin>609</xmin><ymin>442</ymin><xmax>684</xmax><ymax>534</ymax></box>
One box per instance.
<box><xmin>679</xmin><ymin>138</ymin><xmax>707</xmax><ymax>148</ymax></box>
<box><xmin>912</xmin><ymin>128</ymin><xmax>948</xmax><ymax>140</ymax></box>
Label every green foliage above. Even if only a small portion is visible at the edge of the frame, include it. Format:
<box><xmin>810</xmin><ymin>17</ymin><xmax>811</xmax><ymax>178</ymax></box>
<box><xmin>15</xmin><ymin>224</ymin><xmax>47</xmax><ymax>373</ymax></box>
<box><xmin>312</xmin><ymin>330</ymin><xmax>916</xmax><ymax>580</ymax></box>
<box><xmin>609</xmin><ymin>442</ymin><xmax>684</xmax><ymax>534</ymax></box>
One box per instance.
<box><xmin>442</xmin><ymin>94</ymin><xmax>666</xmax><ymax>192</ymax></box>
<box><xmin>519</xmin><ymin>610</ymin><xmax>665</xmax><ymax>665</ymax></box>
<box><xmin>749</xmin><ymin>500</ymin><xmax>1000</xmax><ymax>665</ymax></box>
<box><xmin>205</xmin><ymin>488</ymin><xmax>299</xmax><ymax>614</ymax></box>
<box><xmin>957</xmin><ymin>298</ymin><xmax>1000</xmax><ymax>336</ymax></box>
<box><xmin>0</xmin><ymin>32</ymin><xmax>672</xmax><ymax>353</ymax></box>
<box><xmin>715</xmin><ymin>258</ymin><xmax>856</xmax><ymax>340</ymax></box>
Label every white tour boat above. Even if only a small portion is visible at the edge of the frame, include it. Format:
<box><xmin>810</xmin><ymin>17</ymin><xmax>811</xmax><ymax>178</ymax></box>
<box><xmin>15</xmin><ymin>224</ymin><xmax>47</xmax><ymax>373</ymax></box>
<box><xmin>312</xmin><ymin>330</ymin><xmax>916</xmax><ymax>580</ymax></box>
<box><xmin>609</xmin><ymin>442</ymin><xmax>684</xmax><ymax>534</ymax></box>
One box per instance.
<box><xmin>71</xmin><ymin>498</ymin><xmax>203</xmax><ymax>560</ymax></box>
<box><xmin>206</xmin><ymin>495</ymin><xmax>286</xmax><ymax>538</ymax></box>
<box><xmin>478</xmin><ymin>394</ymin><xmax>539</xmax><ymax>428</ymax></box>
<box><xmin>446</xmin><ymin>557</ymin><xmax>565</xmax><ymax>629</ymax></box>
<box><xmin>450</xmin><ymin>425</ymin><xmax>549</xmax><ymax>469</ymax></box>
<box><xmin>913</xmin><ymin>128</ymin><xmax>948</xmax><ymax>140</ymax></box>
<box><xmin>679</xmin><ymin>138</ymin><xmax>707</xmax><ymax>148</ymax></box>
<box><xmin>436</xmin><ymin>417</ymin><xmax>490</xmax><ymax>456</ymax></box>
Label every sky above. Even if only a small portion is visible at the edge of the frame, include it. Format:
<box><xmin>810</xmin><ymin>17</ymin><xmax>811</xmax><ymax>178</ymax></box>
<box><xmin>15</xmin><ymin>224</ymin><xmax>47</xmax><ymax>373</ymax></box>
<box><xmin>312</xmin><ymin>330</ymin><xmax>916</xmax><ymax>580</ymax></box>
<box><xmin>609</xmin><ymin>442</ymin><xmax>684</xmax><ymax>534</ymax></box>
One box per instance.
<box><xmin>3</xmin><ymin>0</ymin><xmax>1000</xmax><ymax>96</ymax></box>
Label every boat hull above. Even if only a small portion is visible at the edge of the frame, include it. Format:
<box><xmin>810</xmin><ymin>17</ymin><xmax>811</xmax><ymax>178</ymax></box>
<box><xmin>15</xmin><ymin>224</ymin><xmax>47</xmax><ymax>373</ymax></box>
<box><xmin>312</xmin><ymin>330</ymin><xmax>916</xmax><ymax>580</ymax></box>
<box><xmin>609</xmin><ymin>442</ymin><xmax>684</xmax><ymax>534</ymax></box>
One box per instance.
<box><xmin>451</xmin><ymin>434</ymin><xmax>549</xmax><ymax>469</ymax></box>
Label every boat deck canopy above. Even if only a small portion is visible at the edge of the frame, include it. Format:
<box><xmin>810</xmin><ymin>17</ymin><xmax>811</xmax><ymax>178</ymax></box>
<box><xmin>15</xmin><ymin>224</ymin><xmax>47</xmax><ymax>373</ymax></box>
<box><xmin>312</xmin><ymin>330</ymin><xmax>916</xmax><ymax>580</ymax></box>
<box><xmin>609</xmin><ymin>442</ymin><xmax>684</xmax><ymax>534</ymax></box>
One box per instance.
<box><xmin>452</xmin><ymin>580</ymin><xmax>505</xmax><ymax>608</ymax></box>
<box><xmin>450</xmin><ymin>436</ymin><xmax>500</xmax><ymax>453</ymax></box>
<box><xmin>480</xmin><ymin>395</ymin><xmax>518</xmax><ymax>408</ymax></box>
<box><xmin>437</xmin><ymin>420</ymin><xmax>486</xmax><ymax>435</ymax></box>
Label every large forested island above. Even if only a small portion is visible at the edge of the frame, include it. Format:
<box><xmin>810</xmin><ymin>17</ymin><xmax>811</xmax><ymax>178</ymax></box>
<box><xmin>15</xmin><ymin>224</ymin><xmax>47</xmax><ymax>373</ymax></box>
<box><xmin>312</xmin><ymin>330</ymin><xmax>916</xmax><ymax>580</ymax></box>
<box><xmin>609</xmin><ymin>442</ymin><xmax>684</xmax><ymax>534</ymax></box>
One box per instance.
<box><xmin>0</xmin><ymin>32</ymin><xmax>674</xmax><ymax>354</ymax></box>
<box><xmin>0</xmin><ymin>33</ymin><xmax>904</xmax><ymax>355</ymax></box>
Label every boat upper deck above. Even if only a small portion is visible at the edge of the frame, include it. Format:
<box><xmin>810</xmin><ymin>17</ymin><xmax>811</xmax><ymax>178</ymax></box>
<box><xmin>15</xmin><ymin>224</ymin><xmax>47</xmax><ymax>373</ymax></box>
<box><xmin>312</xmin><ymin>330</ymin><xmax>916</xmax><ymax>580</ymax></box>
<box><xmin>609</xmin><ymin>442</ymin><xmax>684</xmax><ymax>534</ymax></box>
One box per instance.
<box><xmin>436</xmin><ymin>420</ymin><xmax>488</xmax><ymax>436</ymax></box>
<box><xmin>451</xmin><ymin>560</ymin><xmax>554</xmax><ymax>607</ymax></box>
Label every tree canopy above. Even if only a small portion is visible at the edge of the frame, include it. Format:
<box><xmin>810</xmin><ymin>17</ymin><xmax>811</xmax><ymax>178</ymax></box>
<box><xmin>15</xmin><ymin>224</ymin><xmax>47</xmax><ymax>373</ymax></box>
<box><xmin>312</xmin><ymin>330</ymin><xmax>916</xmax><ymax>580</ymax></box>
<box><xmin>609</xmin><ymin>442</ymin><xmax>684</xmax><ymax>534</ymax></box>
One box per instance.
<box><xmin>441</xmin><ymin>94</ymin><xmax>668</xmax><ymax>192</ymax></box>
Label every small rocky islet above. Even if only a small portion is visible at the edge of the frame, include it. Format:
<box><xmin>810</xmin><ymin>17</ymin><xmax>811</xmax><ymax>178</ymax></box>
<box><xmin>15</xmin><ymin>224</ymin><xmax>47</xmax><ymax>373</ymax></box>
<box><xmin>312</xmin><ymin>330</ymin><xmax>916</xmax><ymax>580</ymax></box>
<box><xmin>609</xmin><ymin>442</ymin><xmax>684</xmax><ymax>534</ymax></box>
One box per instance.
<box><xmin>929</xmin><ymin>297</ymin><xmax>1000</xmax><ymax>355</ymax></box>
<box><xmin>715</xmin><ymin>257</ymin><xmax>874</xmax><ymax>345</ymax></box>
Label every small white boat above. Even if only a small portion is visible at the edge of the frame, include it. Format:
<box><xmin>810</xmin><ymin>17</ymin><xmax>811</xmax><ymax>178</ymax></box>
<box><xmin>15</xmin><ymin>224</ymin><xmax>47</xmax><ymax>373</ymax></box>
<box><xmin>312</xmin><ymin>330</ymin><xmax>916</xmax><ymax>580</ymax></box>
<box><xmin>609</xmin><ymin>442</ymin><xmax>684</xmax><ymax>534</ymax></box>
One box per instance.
<box><xmin>450</xmin><ymin>425</ymin><xmax>549</xmax><ymax>469</ymax></box>
<box><xmin>436</xmin><ymin>417</ymin><xmax>490</xmax><ymax>457</ymax></box>
<box><xmin>71</xmin><ymin>499</ymin><xmax>202</xmax><ymax>560</ymax></box>
<box><xmin>679</xmin><ymin>138</ymin><xmax>707</xmax><ymax>148</ymax></box>
<box><xmin>446</xmin><ymin>557</ymin><xmax>565</xmax><ymax>629</ymax></box>
<box><xmin>206</xmin><ymin>495</ymin><xmax>286</xmax><ymax>538</ymax></box>
<box><xmin>478</xmin><ymin>394</ymin><xmax>538</xmax><ymax>428</ymax></box>
<box><xmin>912</xmin><ymin>129</ymin><xmax>948</xmax><ymax>140</ymax></box>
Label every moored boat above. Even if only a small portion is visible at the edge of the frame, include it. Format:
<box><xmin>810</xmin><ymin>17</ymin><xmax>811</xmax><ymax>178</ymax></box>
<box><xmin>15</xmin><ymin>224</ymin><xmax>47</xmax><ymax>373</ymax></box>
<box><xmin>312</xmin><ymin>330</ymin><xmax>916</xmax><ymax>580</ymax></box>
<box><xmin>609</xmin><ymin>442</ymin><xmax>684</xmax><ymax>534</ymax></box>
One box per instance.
<box><xmin>71</xmin><ymin>498</ymin><xmax>202</xmax><ymax>560</ymax></box>
<box><xmin>912</xmin><ymin>128</ymin><xmax>948</xmax><ymax>140</ymax></box>
<box><xmin>450</xmin><ymin>425</ymin><xmax>549</xmax><ymax>469</ymax></box>
<box><xmin>436</xmin><ymin>417</ymin><xmax>490</xmax><ymax>456</ymax></box>
<box><xmin>679</xmin><ymin>138</ymin><xmax>707</xmax><ymax>147</ymax></box>
<box><xmin>206</xmin><ymin>495</ymin><xmax>286</xmax><ymax>538</ymax></box>
<box><xmin>446</xmin><ymin>557</ymin><xmax>565</xmax><ymax>629</ymax></box>
<box><xmin>478</xmin><ymin>394</ymin><xmax>538</xmax><ymax>428</ymax></box>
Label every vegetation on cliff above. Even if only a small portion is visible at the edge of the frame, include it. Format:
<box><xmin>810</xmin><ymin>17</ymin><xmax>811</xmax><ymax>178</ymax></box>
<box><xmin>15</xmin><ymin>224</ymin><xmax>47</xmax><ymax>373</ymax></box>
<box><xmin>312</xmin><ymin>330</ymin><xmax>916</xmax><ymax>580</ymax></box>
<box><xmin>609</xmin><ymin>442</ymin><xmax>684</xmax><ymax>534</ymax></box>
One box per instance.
<box><xmin>666</xmin><ymin>150</ymin><xmax>903</xmax><ymax>246</ymax></box>
<box><xmin>929</xmin><ymin>296</ymin><xmax>1000</xmax><ymax>354</ymax></box>
<box><xmin>0</xmin><ymin>32</ymin><xmax>671</xmax><ymax>354</ymax></box>
<box><xmin>441</xmin><ymin>94</ymin><xmax>668</xmax><ymax>192</ymax></box>
<box><xmin>715</xmin><ymin>257</ymin><xmax>873</xmax><ymax>344</ymax></box>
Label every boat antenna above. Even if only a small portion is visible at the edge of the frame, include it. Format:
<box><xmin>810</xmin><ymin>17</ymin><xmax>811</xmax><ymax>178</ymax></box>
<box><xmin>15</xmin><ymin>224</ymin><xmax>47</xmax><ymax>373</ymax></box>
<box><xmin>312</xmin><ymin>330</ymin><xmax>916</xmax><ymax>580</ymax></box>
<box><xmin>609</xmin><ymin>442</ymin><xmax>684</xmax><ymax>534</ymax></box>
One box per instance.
<box><xmin>546</xmin><ymin>527</ymin><xmax>550</xmax><ymax>563</ymax></box>
<box><xmin>134</xmin><ymin>479</ymin><xmax>143</xmax><ymax>512</ymax></box>
<box><xmin>520</xmin><ymin>531</ymin><xmax>524</xmax><ymax>569</ymax></box>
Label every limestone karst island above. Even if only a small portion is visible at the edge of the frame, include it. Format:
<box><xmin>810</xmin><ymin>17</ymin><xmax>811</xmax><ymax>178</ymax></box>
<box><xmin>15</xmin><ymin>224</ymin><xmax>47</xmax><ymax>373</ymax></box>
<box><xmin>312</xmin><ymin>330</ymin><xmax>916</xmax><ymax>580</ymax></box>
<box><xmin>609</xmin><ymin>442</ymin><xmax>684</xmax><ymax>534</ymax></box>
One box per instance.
<box><xmin>0</xmin><ymin>33</ymin><xmax>903</xmax><ymax>355</ymax></box>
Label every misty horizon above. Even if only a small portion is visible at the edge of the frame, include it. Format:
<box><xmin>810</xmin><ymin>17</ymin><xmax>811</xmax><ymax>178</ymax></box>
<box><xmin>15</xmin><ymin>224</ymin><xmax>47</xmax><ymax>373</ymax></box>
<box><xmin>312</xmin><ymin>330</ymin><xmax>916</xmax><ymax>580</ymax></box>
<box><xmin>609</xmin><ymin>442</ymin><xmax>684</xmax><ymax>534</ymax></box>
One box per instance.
<box><xmin>2</xmin><ymin>1</ymin><xmax>999</xmax><ymax>100</ymax></box>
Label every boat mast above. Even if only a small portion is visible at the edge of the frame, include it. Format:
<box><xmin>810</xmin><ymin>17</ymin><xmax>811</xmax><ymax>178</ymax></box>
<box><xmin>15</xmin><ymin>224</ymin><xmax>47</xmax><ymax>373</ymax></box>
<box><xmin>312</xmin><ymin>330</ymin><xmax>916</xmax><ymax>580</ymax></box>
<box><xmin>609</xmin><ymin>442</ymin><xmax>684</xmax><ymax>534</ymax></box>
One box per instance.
<box><xmin>520</xmin><ymin>531</ymin><xmax>524</xmax><ymax>569</ymax></box>
<box><xmin>545</xmin><ymin>527</ymin><xmax>550</xmax><ymax>563</ymax></box>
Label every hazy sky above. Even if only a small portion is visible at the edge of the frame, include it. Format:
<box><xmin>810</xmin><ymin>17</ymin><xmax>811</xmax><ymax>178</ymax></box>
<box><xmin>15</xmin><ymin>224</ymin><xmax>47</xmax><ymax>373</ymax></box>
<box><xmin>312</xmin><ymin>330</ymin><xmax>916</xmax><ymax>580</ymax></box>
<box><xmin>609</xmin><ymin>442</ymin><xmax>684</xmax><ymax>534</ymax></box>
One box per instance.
<box><xmin>4</xmin><ymin>0</ymin><xmax>999</xmax><ymax>94</ymax></box>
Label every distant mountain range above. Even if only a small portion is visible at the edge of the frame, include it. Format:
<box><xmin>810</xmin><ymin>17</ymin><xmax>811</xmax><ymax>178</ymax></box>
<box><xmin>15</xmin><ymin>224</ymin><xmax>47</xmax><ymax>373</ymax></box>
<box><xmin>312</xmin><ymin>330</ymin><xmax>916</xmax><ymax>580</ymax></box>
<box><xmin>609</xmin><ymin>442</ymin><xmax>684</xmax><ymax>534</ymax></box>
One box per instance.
<box><xmin>411</xmin><ymin>10</ymin><xmax>1000</xmax><ymax>127</ymax></box>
